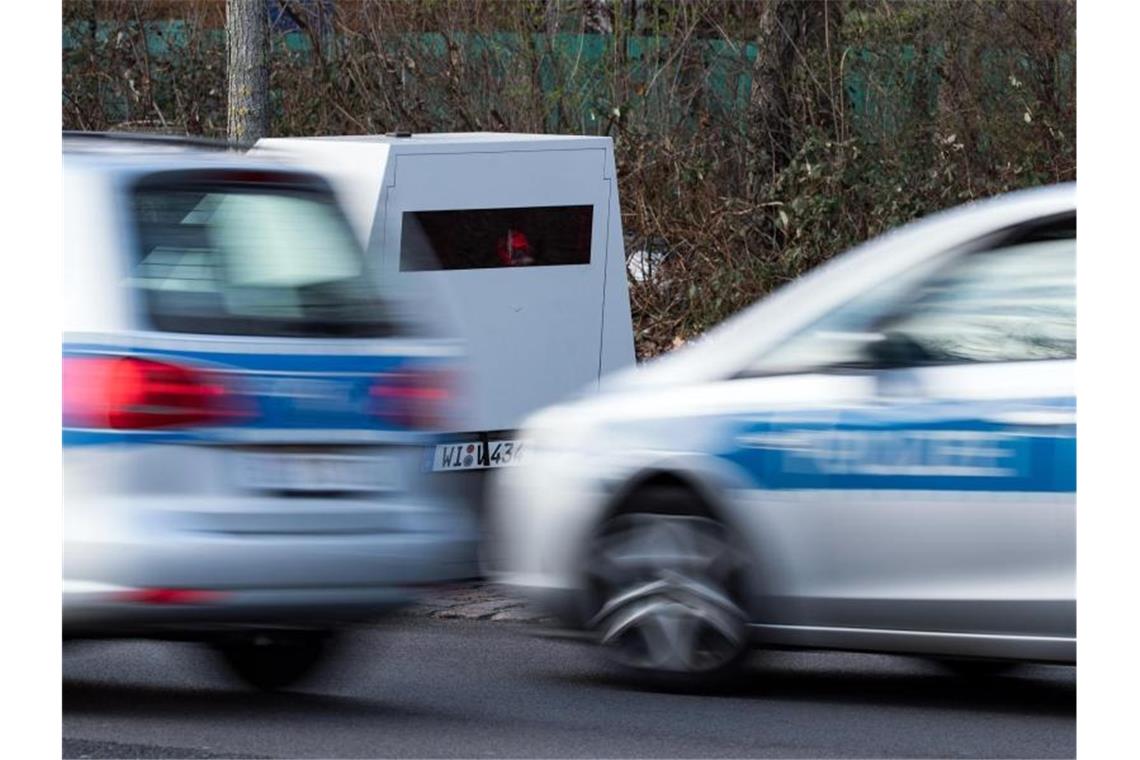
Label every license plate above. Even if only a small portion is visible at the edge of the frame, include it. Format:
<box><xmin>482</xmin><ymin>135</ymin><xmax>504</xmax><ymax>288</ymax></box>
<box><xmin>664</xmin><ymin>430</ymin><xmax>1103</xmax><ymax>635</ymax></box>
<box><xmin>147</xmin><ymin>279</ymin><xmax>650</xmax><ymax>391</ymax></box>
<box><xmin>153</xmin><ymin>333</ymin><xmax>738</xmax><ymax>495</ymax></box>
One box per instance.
<box><xmin>432</xmin><ymin>440</ymin><xmax>524</xmax><ymax>471</ymax></box>
<box><xmin>233</xmin><ymin>453</ymin><xmax>400</xmax><ymax>493</ymax></box>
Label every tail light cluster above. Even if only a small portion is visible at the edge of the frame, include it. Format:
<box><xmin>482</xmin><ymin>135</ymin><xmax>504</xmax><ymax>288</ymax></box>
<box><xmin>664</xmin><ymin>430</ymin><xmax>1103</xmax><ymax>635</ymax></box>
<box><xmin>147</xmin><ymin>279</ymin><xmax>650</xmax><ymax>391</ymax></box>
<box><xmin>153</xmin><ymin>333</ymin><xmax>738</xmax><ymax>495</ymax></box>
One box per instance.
<box><xmin>63</xmin><ymin>355</ymin><xmax>248</xmax><ymax>430</ymax></box>
<box><xmin>117</xmin><ymin>588</ymin><xmax>226</xmax><ymax>605</ymax></box>
<box><xmin>369</xmin><ymin>367</ymin><xmax>453</xmax><ymax>431</ymax></box>
<box><xmin>63</xmin><ymin>354</ymin><xmax>454</xmax><ymax>433</ymax></box>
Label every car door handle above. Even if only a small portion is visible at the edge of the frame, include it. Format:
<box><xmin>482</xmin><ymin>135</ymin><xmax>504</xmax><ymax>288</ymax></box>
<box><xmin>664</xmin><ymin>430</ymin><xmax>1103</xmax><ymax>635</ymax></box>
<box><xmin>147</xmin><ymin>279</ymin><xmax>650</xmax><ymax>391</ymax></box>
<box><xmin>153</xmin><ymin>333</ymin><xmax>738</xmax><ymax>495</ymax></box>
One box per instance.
<box><xmin>981</xmin><ymin>410</ymin><xmax>1076</xmax><ymax>427</ymax></box>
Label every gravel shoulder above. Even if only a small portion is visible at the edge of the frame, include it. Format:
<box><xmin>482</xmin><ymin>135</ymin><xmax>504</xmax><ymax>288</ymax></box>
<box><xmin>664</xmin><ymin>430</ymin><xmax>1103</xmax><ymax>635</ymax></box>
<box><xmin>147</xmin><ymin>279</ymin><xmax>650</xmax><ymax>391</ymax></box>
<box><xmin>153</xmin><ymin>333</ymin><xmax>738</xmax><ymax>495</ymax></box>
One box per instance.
<box><xmin>396</xmin><ymin>581</ymin><xmax>556</xmax><ymax>623</ymax></box>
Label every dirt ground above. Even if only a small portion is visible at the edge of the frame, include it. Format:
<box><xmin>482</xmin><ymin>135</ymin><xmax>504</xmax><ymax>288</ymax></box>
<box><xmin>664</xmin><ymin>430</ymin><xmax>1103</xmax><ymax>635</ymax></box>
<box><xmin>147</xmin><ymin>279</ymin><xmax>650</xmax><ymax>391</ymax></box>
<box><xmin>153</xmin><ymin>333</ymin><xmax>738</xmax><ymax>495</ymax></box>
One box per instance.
<box><xmin>397</xmin><ymin>581</ymin><xmax>556</xmax><ymax>623</ymax></box>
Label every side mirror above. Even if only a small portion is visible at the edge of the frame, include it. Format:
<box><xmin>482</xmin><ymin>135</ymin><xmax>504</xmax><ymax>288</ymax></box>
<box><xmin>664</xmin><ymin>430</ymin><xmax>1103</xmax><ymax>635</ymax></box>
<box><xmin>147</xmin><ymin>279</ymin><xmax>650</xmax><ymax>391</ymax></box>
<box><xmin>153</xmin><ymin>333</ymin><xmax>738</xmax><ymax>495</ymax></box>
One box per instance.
<box><xmin>862</xmin><ymin>331</ymin><xmax>932</xmax><ymax>370</ymax></box>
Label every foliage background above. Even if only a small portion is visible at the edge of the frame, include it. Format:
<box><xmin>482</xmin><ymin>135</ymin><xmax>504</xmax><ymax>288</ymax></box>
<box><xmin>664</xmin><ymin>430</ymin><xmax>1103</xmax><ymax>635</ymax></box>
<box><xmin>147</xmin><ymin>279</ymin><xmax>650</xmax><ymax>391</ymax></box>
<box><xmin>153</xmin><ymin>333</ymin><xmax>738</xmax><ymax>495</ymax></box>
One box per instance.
<box><xmin>62</xmin><ymin>0</ymin><xmax>1076</xmax><ymax>358</ymax></box>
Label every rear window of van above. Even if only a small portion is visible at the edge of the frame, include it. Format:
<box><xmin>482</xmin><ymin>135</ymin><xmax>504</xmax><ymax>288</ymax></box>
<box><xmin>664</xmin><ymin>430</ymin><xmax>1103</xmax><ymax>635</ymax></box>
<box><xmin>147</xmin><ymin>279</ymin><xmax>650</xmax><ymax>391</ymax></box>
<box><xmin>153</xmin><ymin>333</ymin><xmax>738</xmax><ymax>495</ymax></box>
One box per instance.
<box><xmin>130</xmin><ymin>170</ymin><xmax>394</xmax><ymax>337</ymax></box>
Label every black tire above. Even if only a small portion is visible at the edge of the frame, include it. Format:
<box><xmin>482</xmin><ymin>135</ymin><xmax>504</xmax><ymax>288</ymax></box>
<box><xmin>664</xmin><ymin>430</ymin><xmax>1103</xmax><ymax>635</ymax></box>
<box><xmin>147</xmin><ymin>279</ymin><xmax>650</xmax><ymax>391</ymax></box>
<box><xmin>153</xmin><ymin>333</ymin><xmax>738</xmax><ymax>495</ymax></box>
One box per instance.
<box><xmin>583</xmin><ymin>486</ymin><xmax>750</xmax><ymax>686</ymax></box>
<box><xmin>215</xmin><ymin>630</ymin><xmax>333</xmax><ymax>691</ymax></box>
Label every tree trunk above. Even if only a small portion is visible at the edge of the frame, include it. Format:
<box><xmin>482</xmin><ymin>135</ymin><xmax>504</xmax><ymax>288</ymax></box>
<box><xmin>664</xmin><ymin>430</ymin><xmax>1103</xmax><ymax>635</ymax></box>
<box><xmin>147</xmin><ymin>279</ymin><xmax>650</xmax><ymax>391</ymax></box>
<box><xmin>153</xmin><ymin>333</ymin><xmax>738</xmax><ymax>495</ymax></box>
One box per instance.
<box><xmin>226</xmin><ymin>0</ymin><xmax>269</xmax><ymax>143</ymax></box>
<box><xmin>750</xmin><ymin>0</ymin><xmax>829</xmax><ymax>177</ymax></box>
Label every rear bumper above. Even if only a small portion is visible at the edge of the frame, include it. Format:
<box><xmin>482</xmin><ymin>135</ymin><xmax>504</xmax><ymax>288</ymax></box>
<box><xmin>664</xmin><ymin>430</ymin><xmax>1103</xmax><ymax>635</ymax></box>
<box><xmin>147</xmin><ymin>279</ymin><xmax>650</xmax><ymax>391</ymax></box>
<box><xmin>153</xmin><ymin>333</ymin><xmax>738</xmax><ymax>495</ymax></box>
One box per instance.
<box><xmin>67</xmin><ymin>525</ymin><xmax>477</xmax><ymax>584</ymax></box>
<box><xmin>64</xmin><ymin>498</ymin><xmax>478</xmax><ymax>636</ymax></box>
<box><xmin>63</xmin><ymin>584</ymin><xmax>426</xmax><ymax>638</ymax></box>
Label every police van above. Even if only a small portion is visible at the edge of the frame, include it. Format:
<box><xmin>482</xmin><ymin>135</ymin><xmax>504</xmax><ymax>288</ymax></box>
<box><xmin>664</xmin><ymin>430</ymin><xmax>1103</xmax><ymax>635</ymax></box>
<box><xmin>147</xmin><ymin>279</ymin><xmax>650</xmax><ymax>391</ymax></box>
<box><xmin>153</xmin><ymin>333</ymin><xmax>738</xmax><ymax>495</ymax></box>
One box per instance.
<box><xmin>63</xmin><ymin>133</ymin><xmax>476</xmax><ymax>689</ymax></box>
<box><xmin>255</xmin><ymin>133</ymin><xmax>636</xmax><ymax>510</ymax></box>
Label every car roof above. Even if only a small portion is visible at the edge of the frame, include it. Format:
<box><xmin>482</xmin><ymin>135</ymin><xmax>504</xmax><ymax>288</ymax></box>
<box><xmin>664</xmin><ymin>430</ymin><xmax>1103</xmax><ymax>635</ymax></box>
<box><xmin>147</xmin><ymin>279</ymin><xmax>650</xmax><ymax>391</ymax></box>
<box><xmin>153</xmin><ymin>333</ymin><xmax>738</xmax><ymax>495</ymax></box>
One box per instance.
<box><xmin>63</xmin><ymin>132</ymin><xmax>307</xmax><ymax>178</ymax></box>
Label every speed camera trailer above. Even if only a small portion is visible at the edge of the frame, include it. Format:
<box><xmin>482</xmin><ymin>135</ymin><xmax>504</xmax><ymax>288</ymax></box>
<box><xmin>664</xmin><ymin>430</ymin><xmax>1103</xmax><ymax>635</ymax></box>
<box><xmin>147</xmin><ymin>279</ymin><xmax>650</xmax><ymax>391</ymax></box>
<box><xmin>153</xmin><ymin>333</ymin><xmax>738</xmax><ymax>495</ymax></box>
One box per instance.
<box><xmin>256</xmin><ymin>133</ymin><xmax>636</xmax><ymax>511</ymax></box>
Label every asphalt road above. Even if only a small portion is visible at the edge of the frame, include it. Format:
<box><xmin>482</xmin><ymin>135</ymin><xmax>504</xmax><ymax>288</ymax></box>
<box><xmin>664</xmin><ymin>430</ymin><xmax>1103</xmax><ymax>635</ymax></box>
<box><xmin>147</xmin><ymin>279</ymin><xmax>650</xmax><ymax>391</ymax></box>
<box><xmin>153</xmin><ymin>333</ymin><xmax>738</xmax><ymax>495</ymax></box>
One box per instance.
<box><xmin>63</xmin><ymin>618</ymin><xmax>1075</xmax><ymax>759</ymax></box>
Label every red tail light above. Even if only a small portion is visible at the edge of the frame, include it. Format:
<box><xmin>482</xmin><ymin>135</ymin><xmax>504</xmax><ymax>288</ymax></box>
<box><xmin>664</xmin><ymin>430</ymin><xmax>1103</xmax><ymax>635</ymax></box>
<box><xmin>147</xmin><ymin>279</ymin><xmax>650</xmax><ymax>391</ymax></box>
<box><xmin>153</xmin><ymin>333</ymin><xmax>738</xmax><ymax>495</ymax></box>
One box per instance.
<box><xmin>370</xmin><ymin>368</ymin><xmax>452</xmax><ymax>430</ymax></box>
<box><xmin>117</xmin><ymin>588</ymin><xmax>226</xmax><ymax>605</ymax></box>
<box><xmin>63</xmin><ymin>356</ymin><xmax>248</xmax><ymax>430</ymax></box>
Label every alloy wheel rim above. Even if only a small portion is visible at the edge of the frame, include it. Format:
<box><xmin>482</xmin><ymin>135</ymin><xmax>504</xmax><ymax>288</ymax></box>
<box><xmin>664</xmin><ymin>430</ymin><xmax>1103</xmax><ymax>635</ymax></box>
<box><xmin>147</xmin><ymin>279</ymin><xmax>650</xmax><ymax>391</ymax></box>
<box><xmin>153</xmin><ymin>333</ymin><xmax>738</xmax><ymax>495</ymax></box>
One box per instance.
<box><xmin>586</xmin><ymin>513</ymin><xmax>747</xmax><ymax>674</ymax></box>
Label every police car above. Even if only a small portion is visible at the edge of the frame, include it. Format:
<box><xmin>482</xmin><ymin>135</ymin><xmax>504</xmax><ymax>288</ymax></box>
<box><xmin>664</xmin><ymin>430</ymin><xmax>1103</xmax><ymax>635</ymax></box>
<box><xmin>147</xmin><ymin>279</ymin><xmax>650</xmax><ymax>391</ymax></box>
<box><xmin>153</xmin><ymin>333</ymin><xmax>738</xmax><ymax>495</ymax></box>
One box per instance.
<box><xmin>63</xmin><ymin>133</ymin><xmax>476</xmax><ymax>689</ymax></box>
<box><xmin>490</xmin><ymin>184</ymin><xmax>1075</xmax><ymax>681</ymax></box>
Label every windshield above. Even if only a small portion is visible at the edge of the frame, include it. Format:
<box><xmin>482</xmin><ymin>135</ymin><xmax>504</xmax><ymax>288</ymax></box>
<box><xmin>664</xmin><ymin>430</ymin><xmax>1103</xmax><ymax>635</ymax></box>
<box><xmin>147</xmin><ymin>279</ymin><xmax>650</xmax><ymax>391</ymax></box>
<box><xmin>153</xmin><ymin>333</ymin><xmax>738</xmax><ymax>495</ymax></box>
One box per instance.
<box><xmin>130</xmin><ymin>175</ymin><xmax>392</xmax><ymax>337</ymax></box>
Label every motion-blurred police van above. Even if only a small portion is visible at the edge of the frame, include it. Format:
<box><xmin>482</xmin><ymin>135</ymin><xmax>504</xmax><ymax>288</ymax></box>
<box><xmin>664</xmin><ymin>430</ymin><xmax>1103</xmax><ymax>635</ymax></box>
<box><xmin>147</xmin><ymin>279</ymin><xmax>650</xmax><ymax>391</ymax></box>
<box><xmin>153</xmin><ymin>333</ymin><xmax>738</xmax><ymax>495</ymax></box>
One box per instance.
<box><xmin>257</xmin><ymin>133</ymin><xmax>636</xmax><ymax>510</ymax></box>
<box><xmin>63</xmin><ymin>132</ymin><xmax>477</xmax><ymax>689</ymax></box>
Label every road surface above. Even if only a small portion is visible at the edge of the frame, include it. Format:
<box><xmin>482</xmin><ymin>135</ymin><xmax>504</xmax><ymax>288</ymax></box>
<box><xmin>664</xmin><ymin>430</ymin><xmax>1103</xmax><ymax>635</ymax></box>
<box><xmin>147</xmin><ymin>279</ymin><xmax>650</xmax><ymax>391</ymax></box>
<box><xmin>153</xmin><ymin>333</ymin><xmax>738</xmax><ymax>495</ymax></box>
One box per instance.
<box><xmin>63</xmin><ymin>618</ymin><xmax>1075</xmax><ymax>758</ymax></box>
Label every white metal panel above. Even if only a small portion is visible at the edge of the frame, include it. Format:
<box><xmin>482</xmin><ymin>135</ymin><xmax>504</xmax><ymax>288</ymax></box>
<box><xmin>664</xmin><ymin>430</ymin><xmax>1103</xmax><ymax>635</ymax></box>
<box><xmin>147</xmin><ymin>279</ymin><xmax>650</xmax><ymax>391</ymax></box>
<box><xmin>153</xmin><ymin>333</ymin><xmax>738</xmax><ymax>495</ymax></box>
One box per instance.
<box><xmin>383</xmin><ymin>147</ymin><xmax>613</xmax><ymax>432</ymax></box>
<box><xmin>599</xmin><ymin>147</ymin><xmax>636</xmax><ymax>376</ymax></box>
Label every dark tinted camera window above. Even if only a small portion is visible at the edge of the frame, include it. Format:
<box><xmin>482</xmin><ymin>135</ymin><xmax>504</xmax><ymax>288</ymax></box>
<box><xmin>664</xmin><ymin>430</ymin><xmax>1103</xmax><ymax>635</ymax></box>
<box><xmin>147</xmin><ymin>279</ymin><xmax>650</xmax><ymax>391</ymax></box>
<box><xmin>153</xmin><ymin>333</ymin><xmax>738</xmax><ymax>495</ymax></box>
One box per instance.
<box><xmin>400</xmin><ymin>205</ymin><xmax>594</xmax><ymax>271</ymax></box>
<box><xmin>131</xmin><ymin>179</ymin><xmax>392</xmax><ymax>337</ymax></box>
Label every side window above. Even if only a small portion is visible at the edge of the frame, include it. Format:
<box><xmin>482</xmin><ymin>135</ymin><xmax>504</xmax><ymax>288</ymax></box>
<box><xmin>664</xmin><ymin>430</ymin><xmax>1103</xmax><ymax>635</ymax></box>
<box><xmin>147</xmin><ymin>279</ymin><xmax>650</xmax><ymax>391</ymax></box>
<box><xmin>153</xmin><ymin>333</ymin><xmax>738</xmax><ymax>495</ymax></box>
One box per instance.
<box><xmin>746</xmin><ymin>218</ymin><xmax>1075</xmax><ymax>375</ymax></box>
<box><xmin>399</xmin><ymin>205</ymin><xmax>594</xmax><ymax>271</ymax></box>
<box><xmin>878</xmin><ymin>237</ymin><xmax>1075</xmax><ymax>363</ymax></box>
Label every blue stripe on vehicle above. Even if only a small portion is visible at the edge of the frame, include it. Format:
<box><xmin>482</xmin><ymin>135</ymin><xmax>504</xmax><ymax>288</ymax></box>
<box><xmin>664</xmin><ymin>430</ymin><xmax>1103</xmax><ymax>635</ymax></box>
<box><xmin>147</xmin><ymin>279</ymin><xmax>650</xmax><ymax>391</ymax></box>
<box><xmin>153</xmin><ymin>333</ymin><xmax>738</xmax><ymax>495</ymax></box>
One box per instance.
<box><xmin>63</xmin><ymin>343</ymin><xmax>448</xmax><ymax>447</ymax></box>
<box><xmin>722</xmin><ymin>396</ymin><xmax>1075</xmax><ymax>493</ymax></box>
<box><xmin>62</xmin><ymin>430</ymin><xmax>201</xmax><ymax>447</ymax></box>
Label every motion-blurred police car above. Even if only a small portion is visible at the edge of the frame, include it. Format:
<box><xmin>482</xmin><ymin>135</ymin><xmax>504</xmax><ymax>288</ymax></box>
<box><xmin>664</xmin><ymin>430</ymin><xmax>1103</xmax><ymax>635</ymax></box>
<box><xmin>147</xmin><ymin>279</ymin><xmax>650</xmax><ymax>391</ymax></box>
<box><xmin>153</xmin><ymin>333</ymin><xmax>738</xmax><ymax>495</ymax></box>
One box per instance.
<box><xmin>491</xmin><ymin>183</ymin><xmax>1075</xmax><ymax>681</ymax></box>
<box><xmin>63</xmin><ymin>133</ymin><xmax>475</xmax><ymax>689</ymax></box>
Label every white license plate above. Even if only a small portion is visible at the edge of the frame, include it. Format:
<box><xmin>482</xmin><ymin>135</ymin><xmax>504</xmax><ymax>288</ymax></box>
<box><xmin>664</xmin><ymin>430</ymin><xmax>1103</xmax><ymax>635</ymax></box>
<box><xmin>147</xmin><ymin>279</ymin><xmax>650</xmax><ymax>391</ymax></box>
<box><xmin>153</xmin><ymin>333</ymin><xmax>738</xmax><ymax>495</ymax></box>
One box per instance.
<box><xmin>432</xmin><ymin>440</ymin><xmax>524</xmax><ymax>471</ymax></box>
<box><xmin>233</xmin><ymin>453</ymin><xmax>400</xmax><ymax>493</ymax></box>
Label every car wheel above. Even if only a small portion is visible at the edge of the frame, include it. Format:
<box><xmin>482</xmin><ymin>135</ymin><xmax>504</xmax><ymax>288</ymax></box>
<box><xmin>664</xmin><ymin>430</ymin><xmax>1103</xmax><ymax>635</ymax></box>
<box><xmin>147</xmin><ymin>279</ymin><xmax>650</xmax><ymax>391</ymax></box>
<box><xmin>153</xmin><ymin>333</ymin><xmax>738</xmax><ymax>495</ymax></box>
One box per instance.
<box><xmin>584</xmin><ymin>497</ymin><xmax>749</xmax><ymax>683</ymax></box>
<box><xmin>215</xmin><ymin>630</ymin><xmax>333</xmax><ymax>691</ymax></box>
